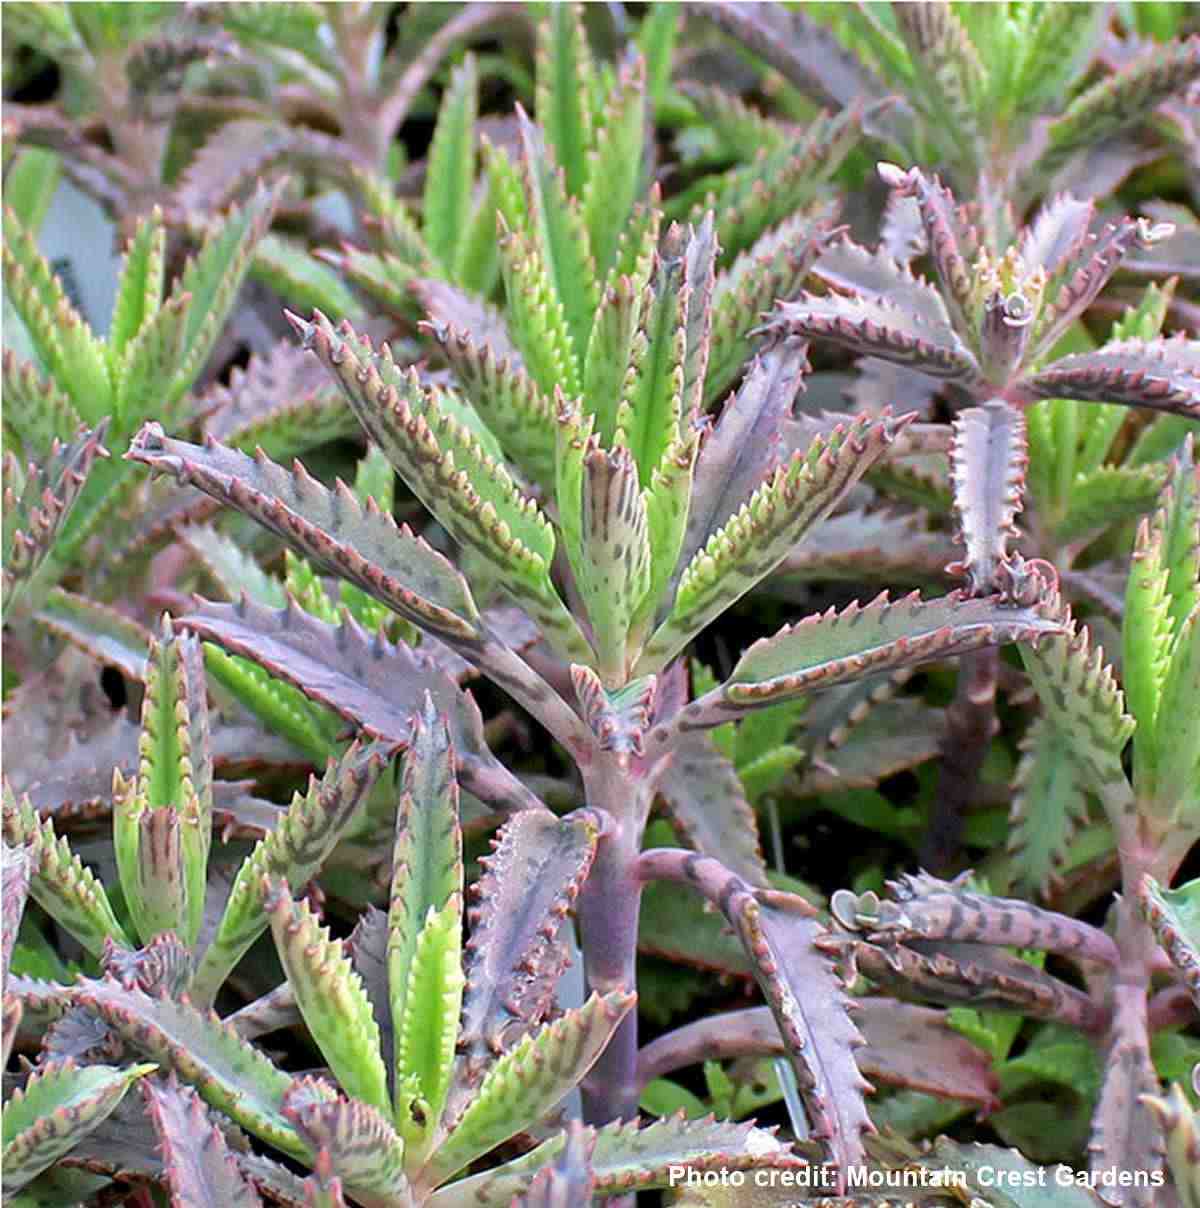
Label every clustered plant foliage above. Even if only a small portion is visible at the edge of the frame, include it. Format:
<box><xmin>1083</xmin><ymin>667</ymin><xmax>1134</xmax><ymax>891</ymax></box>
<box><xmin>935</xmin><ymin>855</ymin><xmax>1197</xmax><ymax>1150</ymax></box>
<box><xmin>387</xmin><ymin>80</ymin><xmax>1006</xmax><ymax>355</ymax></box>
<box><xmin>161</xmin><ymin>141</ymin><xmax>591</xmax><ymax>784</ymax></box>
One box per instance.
<box><xmin>2</xmin><ymin>3</ymin><xmax>1199</xmax><ymax>1207</ymax></box>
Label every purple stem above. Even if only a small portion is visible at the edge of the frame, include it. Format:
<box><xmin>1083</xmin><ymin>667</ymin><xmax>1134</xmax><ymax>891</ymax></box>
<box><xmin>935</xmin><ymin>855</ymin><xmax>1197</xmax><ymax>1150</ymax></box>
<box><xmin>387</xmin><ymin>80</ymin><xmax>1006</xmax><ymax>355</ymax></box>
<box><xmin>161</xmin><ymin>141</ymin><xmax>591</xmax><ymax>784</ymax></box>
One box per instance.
<box><xmin>1147</xmin><ymin>984</ymin><xmax>1198</xmax><ymax>1033</ymax></box>
<box><xmin>576</xmin><ymin>754</ymin><xmax>651</xmax><ymax>1126</ymax></box>
<box><xmin>638</xmin><ymin>1007</ymin><xmax>784</xmax><ymax>1087</ymax></box>
<box><xmin>922</xmin><ymin>647</ymin><xmax>998</xmax><ymax>873</ymax></box>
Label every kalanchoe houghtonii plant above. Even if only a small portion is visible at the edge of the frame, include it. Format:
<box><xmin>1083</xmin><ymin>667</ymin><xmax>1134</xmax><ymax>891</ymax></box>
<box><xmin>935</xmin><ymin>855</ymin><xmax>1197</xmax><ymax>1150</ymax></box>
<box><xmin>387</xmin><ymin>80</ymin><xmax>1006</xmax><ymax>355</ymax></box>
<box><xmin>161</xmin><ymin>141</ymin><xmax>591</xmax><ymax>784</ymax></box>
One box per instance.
<box><xmin>828</xmin><ymin>440</ymin><xmax>1200</xmax><ymax>1206</ymax></box>
<box><xmin>3</xmin><ymin>612</ymin><xmax>392</xmax><ymax>1003</ymax></box>
<box><xmin>125</xmin><ymin>149</ymin><xmax>1070</xmax><ymax>1181</ymax></box>
<box><xmin>2</xmin><ymin>184</ymin><xmax>280</xmax><ymax>619</ymax></box>
<box><xmin>773</xmin><ymin>164</ymin><xmax>1199</xmax><ymax>451</ymax></box>
<box><xmin>696</xmin><ymin>3</ymin><xmax>1200</xmax><ymax>212</ymax></box>
<box><xmin>0</xmin><ymin>838</ymin><xmax>157</xmax><ymax>1200</ymax></box>
<box><xmin>770</xmin><ymin>164</ymin><xmax>1199</xmax><ymax>866</ymax></box>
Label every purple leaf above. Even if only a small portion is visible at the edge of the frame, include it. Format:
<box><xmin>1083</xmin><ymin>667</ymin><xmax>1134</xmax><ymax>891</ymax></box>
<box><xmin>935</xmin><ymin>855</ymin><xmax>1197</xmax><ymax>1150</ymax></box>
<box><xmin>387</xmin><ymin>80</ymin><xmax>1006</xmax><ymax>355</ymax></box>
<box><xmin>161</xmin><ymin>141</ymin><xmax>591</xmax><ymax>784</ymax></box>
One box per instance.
<box><xmin>1031</xmin><ymin>216</ymin><xmax>1174</xmax><ymax>361</ymax></box>
<box><xmin>410</xmin><ymin>277</ymin><xmax>522</xmax><ymax>367</ymax></box>
<box><xmin>179</xmin><ymin>597</ymin><xmax>536</xmax><ymax>813</ymax></box>
<box><xmin>143</xmin><ymin>1074</ymin><xmax>264</xmax><ymax>1208</ymax></box>
<box><xmin>876</xmin><ymin>163</ymin><xmax>979</xmax><ymax>339</ymax></box>
<box><xmin>1088</xmin><ymin>993</ymin><xmax>1166</xmax><ymax>1204</ymax></box>
<box><xmin>1026</xmin><ymin>337</ymin><xmax>1200</xmax><ymax>419</ymax></box>
<box><xmin>776</xmin><ymin>508</ymin><xmax>958</xmax><ymax>586</ymax></box>
<box><xmin>693</xmin><ymin>2</ymin><xmax>891</xmax><ymax>114</ymax></box>
<box><xmin>679</xmin><ymin>337</ymin><xmax>810</xmax><ymax>578</ymax></box>
<box><xmin>126</xmin><ymin>425</ymin><xmax>482</xmax><ymax>643</ymax></box>
<box><xmin>814</xmin><ymin>236</ymin><xmax>951</xmax><ymax>329</ymax></box>
<box><xmin>656</xmin><ymin>733</ymin><xmax>768</xmax><ymax>887</ymax></box>
<box><xmin>509</xmin><ymin>1121</ymin><xmax>596</xmax><ymax>1208</ymax></box>
<box><xmin>853</xmin><ymin>1000</ymin><xmax>999</xmax><ymax>1109</ymax></box>
<box><xmin>452</xmin><ymin>809</ymin><xmax>601</xmax><ymax>1099</ymax></box>
<box><xmin>771</xmin><ymin>290</ymin><xmax>982</xmax><ymax>385</ymax></box>
<box><xmin>947</xmin><ymin>401</ymin><xmax>1028</xmax><ymax>595</ymax></box>
<box><xmin>1018</xmin><ymin>194</ymin><xmax>1095</xmax><ymax>277</ymax></box>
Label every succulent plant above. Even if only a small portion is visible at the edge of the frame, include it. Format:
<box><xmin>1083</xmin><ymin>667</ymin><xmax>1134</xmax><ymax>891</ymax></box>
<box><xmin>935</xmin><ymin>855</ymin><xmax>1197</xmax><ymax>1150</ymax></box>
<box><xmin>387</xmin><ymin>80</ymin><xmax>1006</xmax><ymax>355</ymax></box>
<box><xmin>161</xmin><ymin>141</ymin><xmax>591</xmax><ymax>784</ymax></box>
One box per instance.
<box><xmin>4</xmin><ymin>4</ymin><xmax>1199</xmax><ymax>1205</ymax></box>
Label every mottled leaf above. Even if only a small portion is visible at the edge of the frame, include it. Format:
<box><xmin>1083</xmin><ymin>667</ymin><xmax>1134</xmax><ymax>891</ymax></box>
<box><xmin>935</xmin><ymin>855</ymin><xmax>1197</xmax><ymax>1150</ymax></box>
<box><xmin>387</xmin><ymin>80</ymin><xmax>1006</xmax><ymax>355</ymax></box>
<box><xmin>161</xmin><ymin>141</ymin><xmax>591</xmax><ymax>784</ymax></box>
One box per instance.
<box><xmin>2</xmin><ymin>1059</ymin><xmax>156</xmax><ymax>1193</ymax></box>
<box><xmin>721</xmin><ymin>587</ymin><xmax>1064</xmax><ymax>711</ymax></box>
<box><xmin>428</xmin><ymin>991</ymin><xmax>635</xmax><ymax>1186</ymax></box>
<box><xmin>127</xmin><ymin>425</ymin><xmax>482</xmax><ymax>642</ymax></box>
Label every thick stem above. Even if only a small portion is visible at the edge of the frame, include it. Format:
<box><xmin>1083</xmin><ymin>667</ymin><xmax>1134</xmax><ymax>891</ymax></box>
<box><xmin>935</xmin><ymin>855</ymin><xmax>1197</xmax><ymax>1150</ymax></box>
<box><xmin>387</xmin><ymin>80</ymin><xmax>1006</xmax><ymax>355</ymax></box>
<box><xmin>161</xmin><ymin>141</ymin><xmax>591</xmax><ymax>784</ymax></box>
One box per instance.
<box><xmin>922</xmin><ymin>647</ymin><xmax>998</xmax><ymax>873</ymax></box>
<box><xmin>576</xmin><ymin>753</ymin><xmax>650</xmax><ymax>1125</ymax></box>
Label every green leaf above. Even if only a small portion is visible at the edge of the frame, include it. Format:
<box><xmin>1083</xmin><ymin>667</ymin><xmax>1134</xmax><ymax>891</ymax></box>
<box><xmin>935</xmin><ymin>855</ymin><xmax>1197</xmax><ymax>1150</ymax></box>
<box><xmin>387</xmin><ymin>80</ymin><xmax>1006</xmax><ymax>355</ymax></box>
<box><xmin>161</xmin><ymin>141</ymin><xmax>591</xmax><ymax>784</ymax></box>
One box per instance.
<box><xmin>427</xmin><ymin>992</ymin><xmax>635</xmax><ymax>1186</ymax></box>
<box><xmin>264</xmin><ymin>880</ymin><xmax>391</xmax><ymax>1117</ymax></box>
<box><xmin>2</xmin><ymin>205</ymin><xmax>112</xmax><ymax>420</ymax></box>
<box><xmin>1020</xmin><ymin>619</ymin><xmax>1136</xmax><ymax>833</ymax></box>
<box><xmin>637</xmin><ymin>413</ymin><xmax>908</xmax><ymax>673</ymax></box>
<box><xmin>251</xmin><ymin>234</ymin><xmax>365</xmax><ymax>322</ymax></box>
<box><xmin>169</xmin><ymin>182</ymin><xmax>282</xmax><ymax>401</ymax></box>
<box><xmin>394</xmin><ymin>899</ymin><xmax>463</xmax><ymax>1154</ymax></box>
<box><xmin>535</xmin><ymin>2</ymin><xmax>593</xmax><ymax>198</ymax></box>
<box><xmin>1124</xmin><ymin>514</ymin><xmax>1175</xmax><ymax>760</ymax></box>
<box><xmin>113</xmin><ymin>292</ymin><xmax>191</xmax><ymax>426</ymax></box>
<box><xmin>192</xmin><ymin>743</ymin><xmax>388</xmax><ymax>1004</ymax></box>
<box><xmin>1008</xmin><ymin>716</ymin><xmax>1088</xmax><ymax>898</ymax></box>
<box><xmin>2</xmin><ymin>783</ymin><xmax>132</xmax><ymax>956</ymax></box>
<box><xmin>3</xmin><ymin>148</ymin><xmax>60</xmax><ymax>235</ymax></box>
<box><xmin>113</xmin><ymin>620</ymin><xmax>211</xmax><ymax>947</ymax></box>
<box><xmin>202</xmin><ymin>646</ymin><xmax>337</xmax><ymax>763</ymax></box>
<box><xmin>701</xmin><ymin>108</ymin><xmax>860</xmax><ymax>264</ymax></box>
<box><xmin>2</xmin><ymin>1060</ymin><xmax>156</xmax><ymax>1194</ymax></box>
<box><xmin>1160</xmin><ymin>437</ymin><xmax>1200</xmax><ymax>637</ymax></box>
<box><xmin>421</xmin><ymin>316</ymin><xmax>557</xmax><ymax>491</ymax></box>
<box><xmin>582</xmin><ymin>57</ymin><xmax>646</xmax><ymax>281</ymax></box>
<box><xmin>1154</xmin><ymin>606</ymin><xmax>1200</xmax><ymax>818</ymax></box>
<box><xmin>495</xmin><ymin>211</ymin><xmax>584</xmax><ymax>399</ymax></box>
<box><xmin>617</xmin><ymin>216</ymin><xmax>716</xmax><ymax>487</ymax></box>
<box><xmin>513</xmin><ymin>109</ymin><xmax>598</xmax><ymax>373</ymax></box>
<box><xmin>1053</xmin><ymin>463</ymin><xmax>1169</xmax><ymax>544</ymax></box>
<box><xmin>108</xmin><ymin>207</ymin><xmax>166</xmax><ymax>360</ymax></box>
<box><xmin>387</xmin><ymin>702</ymin><xmax>463</xmax><ymax>1145</ymax></box>
<box><xmin>1</xmin><ymin>349</ymin><xmax>85</xmax><ymax>457</ymax></box>
<box><xmin>424</xmin><ymin>55</ymin><xmax>479</xmax><ymax>272</ymax></box>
